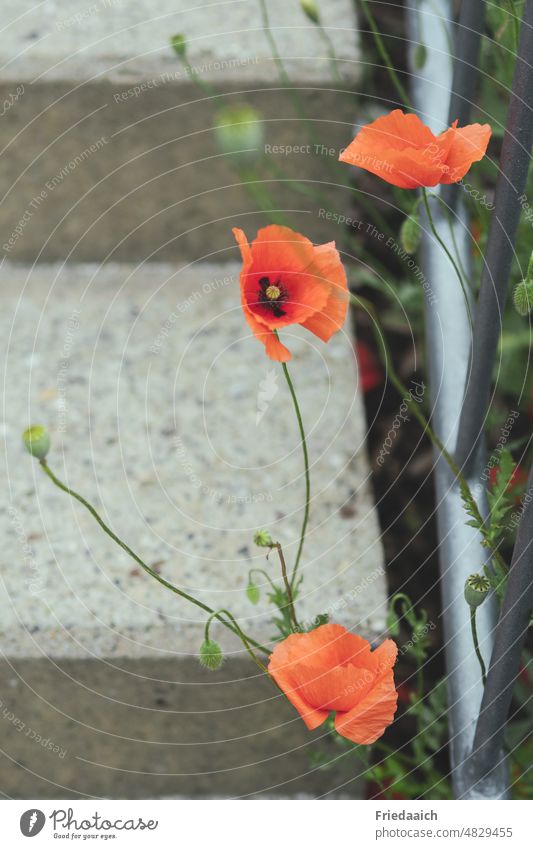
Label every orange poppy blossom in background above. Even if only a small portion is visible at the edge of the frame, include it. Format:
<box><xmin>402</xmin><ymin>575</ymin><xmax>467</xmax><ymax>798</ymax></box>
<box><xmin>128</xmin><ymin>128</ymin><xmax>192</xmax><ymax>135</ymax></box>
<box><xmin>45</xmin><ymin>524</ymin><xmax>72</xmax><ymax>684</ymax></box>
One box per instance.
<box><xmin>233</xmin><ymin>224</ymin><xmax>349</xmax><ymax>362</ymax></box>
<box><xmin>339</xmin><ymin>108</ymin><xmax>491</xmax><ymax>189</ymax></box>
<box><xmin>269</xmin><ymin>623</ymin><xmax>398</xmax><ymax>744</ymax></box>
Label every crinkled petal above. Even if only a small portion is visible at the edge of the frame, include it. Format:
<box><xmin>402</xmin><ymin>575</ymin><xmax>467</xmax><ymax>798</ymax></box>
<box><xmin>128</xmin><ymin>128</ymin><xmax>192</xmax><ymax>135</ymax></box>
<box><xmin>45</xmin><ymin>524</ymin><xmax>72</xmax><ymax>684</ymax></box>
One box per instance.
<box><xmin>334</xmin><ymin>671</ymin><xmax>398</xmax><ymax>745</ymax></box>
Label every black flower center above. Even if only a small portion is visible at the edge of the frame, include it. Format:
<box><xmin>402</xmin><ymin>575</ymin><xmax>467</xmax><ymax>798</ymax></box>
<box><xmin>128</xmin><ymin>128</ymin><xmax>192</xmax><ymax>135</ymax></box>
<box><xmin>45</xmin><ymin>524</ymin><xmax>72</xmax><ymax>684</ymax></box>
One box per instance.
<box><xmin>258</xmin><ymin>276</ymin><xmax>287</xmax><ymax>317</ymax></box>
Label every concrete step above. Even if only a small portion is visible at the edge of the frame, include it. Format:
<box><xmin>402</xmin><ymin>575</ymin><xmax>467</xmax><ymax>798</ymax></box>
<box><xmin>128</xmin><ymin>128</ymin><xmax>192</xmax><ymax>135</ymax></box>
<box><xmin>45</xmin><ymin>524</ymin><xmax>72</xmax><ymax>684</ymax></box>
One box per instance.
<box><xmin>0</xmin><ymin>0</ymin><xmax>360</xmax><ymax>264</ymax></box>
<box><xmin>0</xmin><ymin>259</ymin><xmax>385</xmax><ymax>797</ymax></box>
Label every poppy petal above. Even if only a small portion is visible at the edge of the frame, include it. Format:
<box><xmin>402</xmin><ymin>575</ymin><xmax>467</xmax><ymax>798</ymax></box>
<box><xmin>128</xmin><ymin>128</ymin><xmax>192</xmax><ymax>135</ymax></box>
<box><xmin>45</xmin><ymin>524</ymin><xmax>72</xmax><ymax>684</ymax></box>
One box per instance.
<box><xmin>439</xmin><ymin>122</ymin><xmax>492</xmax><ymax>184</ymax></box>
<box><xmin>339</xmin><ymin>110</ymin><xmax>491</xmax><ymax>189</ymax></box>
<box><xmin>342</xmin><ymin>110</ymin><xmax>436</xmax><ymax>155</ymax></box>
<box><xmin>243</xmin><ymin>225</ymin><xmax>331</xmax><ymax>328</ymax></box>
<box><xmin>334</xmin><ymin>671</ymin><xmax>398</xmax><ymax>744</ymax></box>
<box><xmin>242</xmin><ymin>301</ymin><xmax>292</xmax><ymax>361</ymax></box>
<box><xmin>301</xmin><ymin>242</ymin><xmax>349</xmax><ymax>342</ymax></box>
<box><xmin>269</xmin><ymin>638</ymin><xmax>330</xmax><ymax>730</ymax></box>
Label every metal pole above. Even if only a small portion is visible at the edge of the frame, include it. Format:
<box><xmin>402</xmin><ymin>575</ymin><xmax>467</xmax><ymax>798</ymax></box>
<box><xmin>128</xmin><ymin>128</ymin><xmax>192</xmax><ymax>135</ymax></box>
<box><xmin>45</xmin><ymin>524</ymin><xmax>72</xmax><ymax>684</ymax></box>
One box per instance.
<box><xmin>406</xmin><ymin>0</ymin><xmax>505</xmax><ymax>798</ymax></box>
<box><xmin>455</xmin><ymin>0</ymin><xmax>533</xmax><ymax>470</ymax></box>
<box><xmin>468</xmin><ymin>460</ymin><xmax>533</xmax><ymax>792</ymax></box>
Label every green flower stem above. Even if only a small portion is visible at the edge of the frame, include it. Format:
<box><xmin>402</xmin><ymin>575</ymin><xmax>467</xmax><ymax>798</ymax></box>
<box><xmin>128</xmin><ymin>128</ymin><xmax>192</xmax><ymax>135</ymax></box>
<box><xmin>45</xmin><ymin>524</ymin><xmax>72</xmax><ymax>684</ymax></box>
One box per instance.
<box><xmin>258</xmin><ymin>0</ymin><xmax>317</xmax><ymax>142</ymax></box>
<box><xmin>175</xmin><ymin>53</ymin><xmax>222</xmax><ymax>105</ymax></box>
<box><xmin>274</xmin><ymin>542</ymin><xmax>300</xmax><ymax>631</ymax></box>
<box><xmin>238</xmin><ymin>165</ymin><xmax>290</xmax><ymax>226</ymax></box>
<box><xmin>38</xmin><ymin>460</ymin><xmax>270</xmax><ymax>657</ymax></box>
<box><xmin>258</xmin><ymin>0</ymin><xmax>393</xmax><ymax>238</ymax></box>
<box><xmin>358</xmin><ymin>0</ymin><xmax>412</xmax><ymax>109</ymax></box>
<box><xmin>249</xmin><ymin>568</ymin><xmax>278</xmax><ymax>593</ymax></box>
<box><xmin>315</xmin><ymin>23</ymin><xmax>345</xmax><ymax>87</ymax></box>
<box><xmin>469</xmin><ymin>605</ymin><xmax>487</xmax><ymax>686</ymax></box>
<box><xmin>349</xmin><ymin>291</ymin><xmax>508</xmax><ymax>579</ymax></box>
<box><xmin>205</xmin><ymin>609</ymin><xmax>268</xmax><ymax>672</ymax></box>
<box><xmin>280</xmin><ymin>361</ymin><xmax>310</xmax><ymax>588</ymax></box>
<box><xmin>421</xmin><ymin>188</ymin><xmax>473</xmax><ymax>327</ymax></box>
<box><xmin>426</xmin><ymin>190</ymin><xmax>469</xmax><ymax>285</ymax></box>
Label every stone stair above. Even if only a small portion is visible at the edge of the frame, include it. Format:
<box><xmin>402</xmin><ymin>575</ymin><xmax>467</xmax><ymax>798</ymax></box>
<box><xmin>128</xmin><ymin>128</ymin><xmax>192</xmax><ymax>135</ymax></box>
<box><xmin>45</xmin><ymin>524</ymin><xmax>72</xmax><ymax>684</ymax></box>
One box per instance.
<box><xmin>0</xmin><ymin>1</ymin><xmax>387</xmax><ymax>799</ymax></box>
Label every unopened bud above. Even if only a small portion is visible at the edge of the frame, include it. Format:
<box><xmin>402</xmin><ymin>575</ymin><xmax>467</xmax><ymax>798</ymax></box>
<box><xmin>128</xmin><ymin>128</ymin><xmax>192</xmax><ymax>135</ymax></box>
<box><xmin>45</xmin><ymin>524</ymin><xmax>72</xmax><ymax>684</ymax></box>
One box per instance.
<box><xmin>464</xmin><ymin>573</ymin><xmax>490</xmax><ymax>608</ymax></box>
<box><xmin>413</xmin><ymin>44</ymin><xmax>427</xmax><ymax>70</ymax></box>
<box><xmin>300</xmin><ymin>0</ymin><xmax>320</xmax><ymax>24</ymax></box>
<box><xmin>400</xmin><ymin>213</ymin><xmax>421</xmax><ymax>254</ymax></box>
<box><xmin>214</xmin><ymin>105</ymin><xmax>264</xmax><ymax>162</ymax></box>
<box><xmin>253</xmin><ymin>529</ymin><xmax>274</xmax><ymax>548</ymax></box>
<box><xmin>199</xmin><ymin>639</ymin><xmax>223</xmax><ymax>670</ymax></box>
<box><xmin>246</xmin><ymin>579</ymin><xmax>260</xmax><ymax>605</ymax></box>
<box><xmin>170</xmin><ymin>34</ymin><xmax>187</xmax><ymax>58</ymax></box>
<box><xmin>22</xmin><ymin>425</ymin><xmax>50</xmax><ymax>460</ymax></box>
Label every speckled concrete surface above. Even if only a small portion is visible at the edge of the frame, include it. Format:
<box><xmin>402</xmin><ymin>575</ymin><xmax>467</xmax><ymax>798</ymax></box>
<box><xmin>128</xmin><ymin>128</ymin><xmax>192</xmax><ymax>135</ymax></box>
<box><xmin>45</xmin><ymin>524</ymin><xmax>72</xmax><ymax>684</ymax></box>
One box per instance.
<box><xmin>0</xmin><ymin>0</ymin><xmax>359</xmax><ymax>84</ymax></box>
<box><xmin>0</xmin><ymin>657</ymin><xmax>361</xmax><ymax>799</ymax></box>
<box><xmin>1</xmin><ymin>260</ymin><xmax>386</xmax><ymax>661</ymax></box>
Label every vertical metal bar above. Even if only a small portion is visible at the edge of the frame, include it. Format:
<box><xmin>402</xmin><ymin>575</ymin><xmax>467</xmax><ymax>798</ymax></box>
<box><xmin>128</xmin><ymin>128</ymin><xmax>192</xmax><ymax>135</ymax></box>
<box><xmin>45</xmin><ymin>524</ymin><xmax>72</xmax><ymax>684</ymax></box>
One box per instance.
<box><xmin>468</xmin><ymin>461</ymin><xmax>533</xmax><ymax>791</ymax></box>
<box><xmin>455</xmin><ymin>0</ymin><xmax>533</xmax><ymax>470</ymax></box>
<box><xmin>441</xmin><ymin>0</ymin><xmax>485</xmax><ymax>213</ymax></box>
<box><xmin>406</xmin><ymin>0</ymin><xmax>506</xmax><ymax>798</ymax></box>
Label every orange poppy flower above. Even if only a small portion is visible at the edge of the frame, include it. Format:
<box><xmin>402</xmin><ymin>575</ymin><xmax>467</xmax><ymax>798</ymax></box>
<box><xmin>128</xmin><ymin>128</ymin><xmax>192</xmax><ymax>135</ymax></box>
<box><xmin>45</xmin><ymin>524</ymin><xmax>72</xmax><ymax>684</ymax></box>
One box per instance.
<box><xmin>233</xmin><ymin>225</ymin><xmax>348</xmax><ymax>362</ymax></box>
<box><xmin>339</xmin><ymin>109</ymin><xmax>491</xmax><ymax>189</ymax></box>
<box><xmin>269</xmin><ymin>623</ymin><xmax>398</xmax><ymax>745</ymax></box>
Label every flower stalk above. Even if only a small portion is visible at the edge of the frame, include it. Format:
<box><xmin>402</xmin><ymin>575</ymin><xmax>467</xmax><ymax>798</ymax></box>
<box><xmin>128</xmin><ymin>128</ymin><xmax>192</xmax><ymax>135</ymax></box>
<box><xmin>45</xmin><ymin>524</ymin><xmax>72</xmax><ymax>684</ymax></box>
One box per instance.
<box><xmin>281</xmin><ymin>361</ymin><xmax>311</xmax><ymax>589</ymax></box>
<box><xmin>36</xmin><ymin>458</ymin><xmax>270</xmax><ymax>657</ymax></box>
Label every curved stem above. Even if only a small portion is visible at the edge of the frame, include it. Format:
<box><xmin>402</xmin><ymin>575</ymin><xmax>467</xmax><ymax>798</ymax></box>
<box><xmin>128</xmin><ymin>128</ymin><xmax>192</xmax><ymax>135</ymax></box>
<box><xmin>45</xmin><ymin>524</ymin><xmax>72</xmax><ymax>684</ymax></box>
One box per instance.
<box><xmin>422</xmin><ymin>188</ymin><xmax>473</xmax><ymax>327</ymax></box>
<box><xmin>470</xmin><ymin>606</ymin><xmax>487</xmax><ymax>686</ymax></box>
<box><xmin>349</xmin><ymin>291</ymin><xmax>508</xmax><ymax>579</ymax></box>
<box><xmin>249</xmin><ymin>568</ymin><xmax>278</xmax><ymax>593</ymax></box>
<box><xmin>38</xmin><ymin>460</ymin><xmax>270</xmax><ymax>656</ymax></box>
<box><xmin>358</xmin><ymin>0</ymin><xmax>412</xmax><ymax>109</ymax></box>
<box><xmin>274</xmin><ymin>542</ymin><xmax>300</xmax><ymax>630</ymax></box>
<box><xmin>280</xmin><ymin>361</ymin><xmax>311</xmax><ymax>587</ymax></box>
<box><xmin>205</xmin><ymin>609</ymin><xmax>268</xmax><ymax>672</ymax></box>
<box><xmin>315</xmin><ymin>22</ymin><xmax>344</xmax><ymax>86</ymax></box>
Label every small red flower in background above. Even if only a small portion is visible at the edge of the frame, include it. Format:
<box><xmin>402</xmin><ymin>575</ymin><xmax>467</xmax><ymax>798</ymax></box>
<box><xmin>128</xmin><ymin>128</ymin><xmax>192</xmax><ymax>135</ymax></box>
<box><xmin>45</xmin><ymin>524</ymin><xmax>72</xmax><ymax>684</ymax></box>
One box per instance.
<box><xmin>233</xmin><ymin>225</ymin><xmax>348</xmax><ymax>362</ymax></box>
<box><xmin>339</xmin><ymin>109</ymin><xmax>491</xmax><ymax>189</ymax></box>
<box><xmin>488</xmin><ymin>463</ymin><xmax>527</xmax><ymax>502</ymax></box>
<box><xmin>268</xmin><ymin>623</ymin><xmax>398</xmax><ymax>745</ymax></box>
<box><xmin>355</xmin><ymin>340</ymin><xmax>383</xmax><ymax>392</ymax></box>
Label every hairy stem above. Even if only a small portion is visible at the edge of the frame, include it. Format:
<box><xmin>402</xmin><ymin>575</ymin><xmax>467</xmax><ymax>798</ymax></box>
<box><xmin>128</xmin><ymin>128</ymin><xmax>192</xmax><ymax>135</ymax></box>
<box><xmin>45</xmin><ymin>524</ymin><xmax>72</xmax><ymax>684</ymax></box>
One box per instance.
<box><xmin>38</xmin><ymin>460</ymin><xmax>270</xmax><ymax>656</ymax></box>
<box><xmin>281</xmin><ymin>361</ymin><xmax>311</xmax><ymax>588</ymax></box>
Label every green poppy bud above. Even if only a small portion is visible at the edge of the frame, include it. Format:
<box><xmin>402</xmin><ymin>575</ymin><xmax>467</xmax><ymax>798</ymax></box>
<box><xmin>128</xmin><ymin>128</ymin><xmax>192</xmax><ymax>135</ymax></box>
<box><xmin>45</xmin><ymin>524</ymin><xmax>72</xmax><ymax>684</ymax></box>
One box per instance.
<box><xmin>170</xmin><ymin>34</ymin><xmax>187</xmax><ymax>58</ymax></box>
<box><xmin>464</xmin><ymin>573</ymin><xmax>490</xmax><ymax>608</ymax></box>
<box><xmin>246</xmin><ymin>579</ymin><xmax>260</xmax><ymax>605</ymax></box>
<box><xmin>199</xmin><ymin>639</ymin><xmax>223</xmax><ymax>670</ymax></box>
<box><xmin>413</xmin><ymin>44</ymin><xmax>427</xmax><ymax>70</ymax></box>
<box><xmin>400</xmin><ymin>213</ymin><xmax>421</xmax><ymax>254</ymax></box>
<box><xmin>253</xmin><ymin>529</ymin><xmax>274</xmax><ymax>548</ymax></box>
<box><xmin>513</xmin><ymin>280</ymin><xmax>533</xmax><ymax>316</ymax></box>
<box><xmin>214</xmin><ymin>105</ymin><xmax>264</xmax><ymax>162</ymax></box>
<box><xmin>300</xmin><ymin>0</ymin><xmax>320</xmax><ymax>24</ymax></box>
<box><xmin>22</xmin><ymin>425</ymin><xmax>50</xmax><ymax>460</ymax></box>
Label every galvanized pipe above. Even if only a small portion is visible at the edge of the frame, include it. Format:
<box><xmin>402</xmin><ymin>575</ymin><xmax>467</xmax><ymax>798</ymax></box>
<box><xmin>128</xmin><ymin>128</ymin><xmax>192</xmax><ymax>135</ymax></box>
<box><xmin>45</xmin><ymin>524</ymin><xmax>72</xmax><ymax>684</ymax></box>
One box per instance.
<box><xmin>406</xmin><ymin>0</ymin><xmax>506</xmax><ymax>798</ymax></box>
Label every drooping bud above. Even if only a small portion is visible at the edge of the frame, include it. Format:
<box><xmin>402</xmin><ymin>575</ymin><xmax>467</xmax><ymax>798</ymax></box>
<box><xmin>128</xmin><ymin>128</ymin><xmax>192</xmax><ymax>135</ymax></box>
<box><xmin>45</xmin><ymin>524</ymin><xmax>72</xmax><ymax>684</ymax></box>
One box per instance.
<box><xmin>246</xmin><ymin>578</ymin><xmax>260</xmax><ymax>605</ymax></box>
<box><xmin>464</xmin><ymin>573</ymin><xmax>490</xmax><ymax>608</ymax></box>
<box><xmin>199</xmin><ymin>639</ymin><xmax>223</xmax><ymax>670</ymax></box>
<box><xmin>214</xmin><ymin>105</ymin><xmax>264</xmax><ymax>162</ymax></box>
<box><xmin>170</xmin><ymin>34</ymin><xmax>187</xmax><ymax>58</ymax></box>
<box><xmin>22</xmin><ymin>425</ymin><xmax>50</xmax><ymax>460</ymax></box>
<box><xmin>400</xmin><ymin>213</ymin><xmax>421</xmax><ymax>254</ymax></box>
<box><xmin>253</xmin><ymin>529</ymin><xmax>274</xmax><ymax>548</ymax></box>
<box><xmin>413</xmin><ymin>44</ymin><xmax>427</xmax><ymax>70</ymax></box>
<box><xmin>300</xmin><ymin>0</ymin><xmax>320</xmax><ymax>24</ymax></box>
<box><xmin>513</xmin><ymin>280</ymin><xmax>533</xmax><ymax>316</ymax></box>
